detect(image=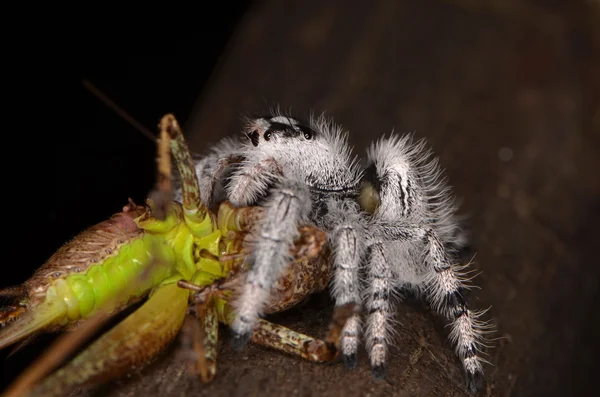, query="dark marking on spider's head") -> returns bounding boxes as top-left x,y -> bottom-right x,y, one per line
244,115 -> 316,146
